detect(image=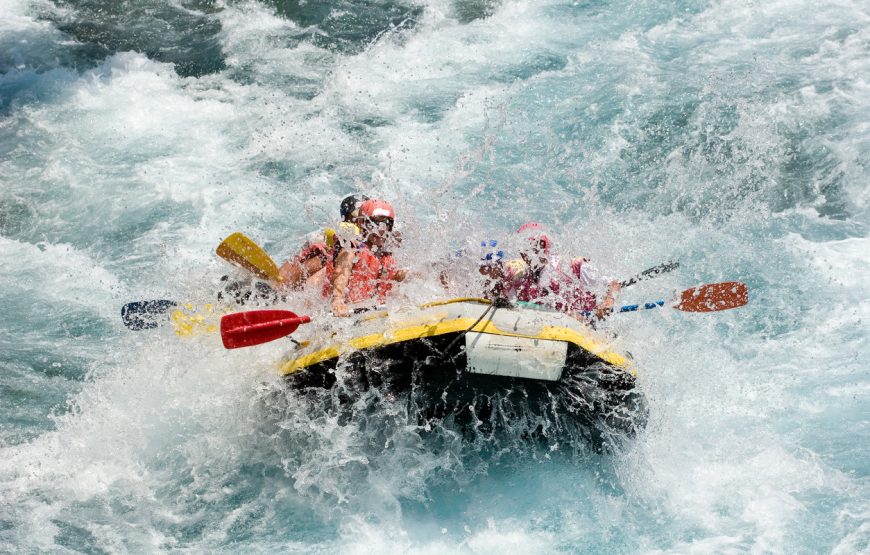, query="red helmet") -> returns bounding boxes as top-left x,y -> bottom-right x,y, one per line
359,199 -> 395,220
516,222 -> 551,253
